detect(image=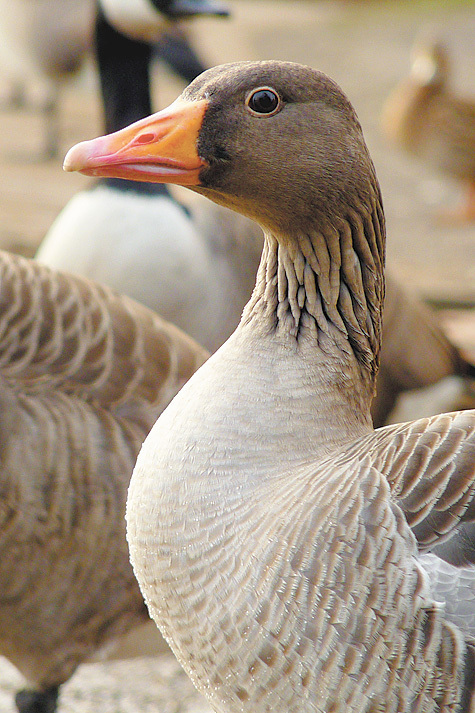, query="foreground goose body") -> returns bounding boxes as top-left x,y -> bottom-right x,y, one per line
66,61 -> 475,713
0,250 -> 207,712
381,38 -> 475,221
